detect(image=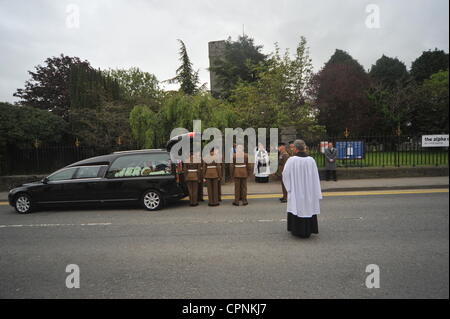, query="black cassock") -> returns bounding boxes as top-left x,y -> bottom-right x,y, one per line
287,213 -> 318,238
